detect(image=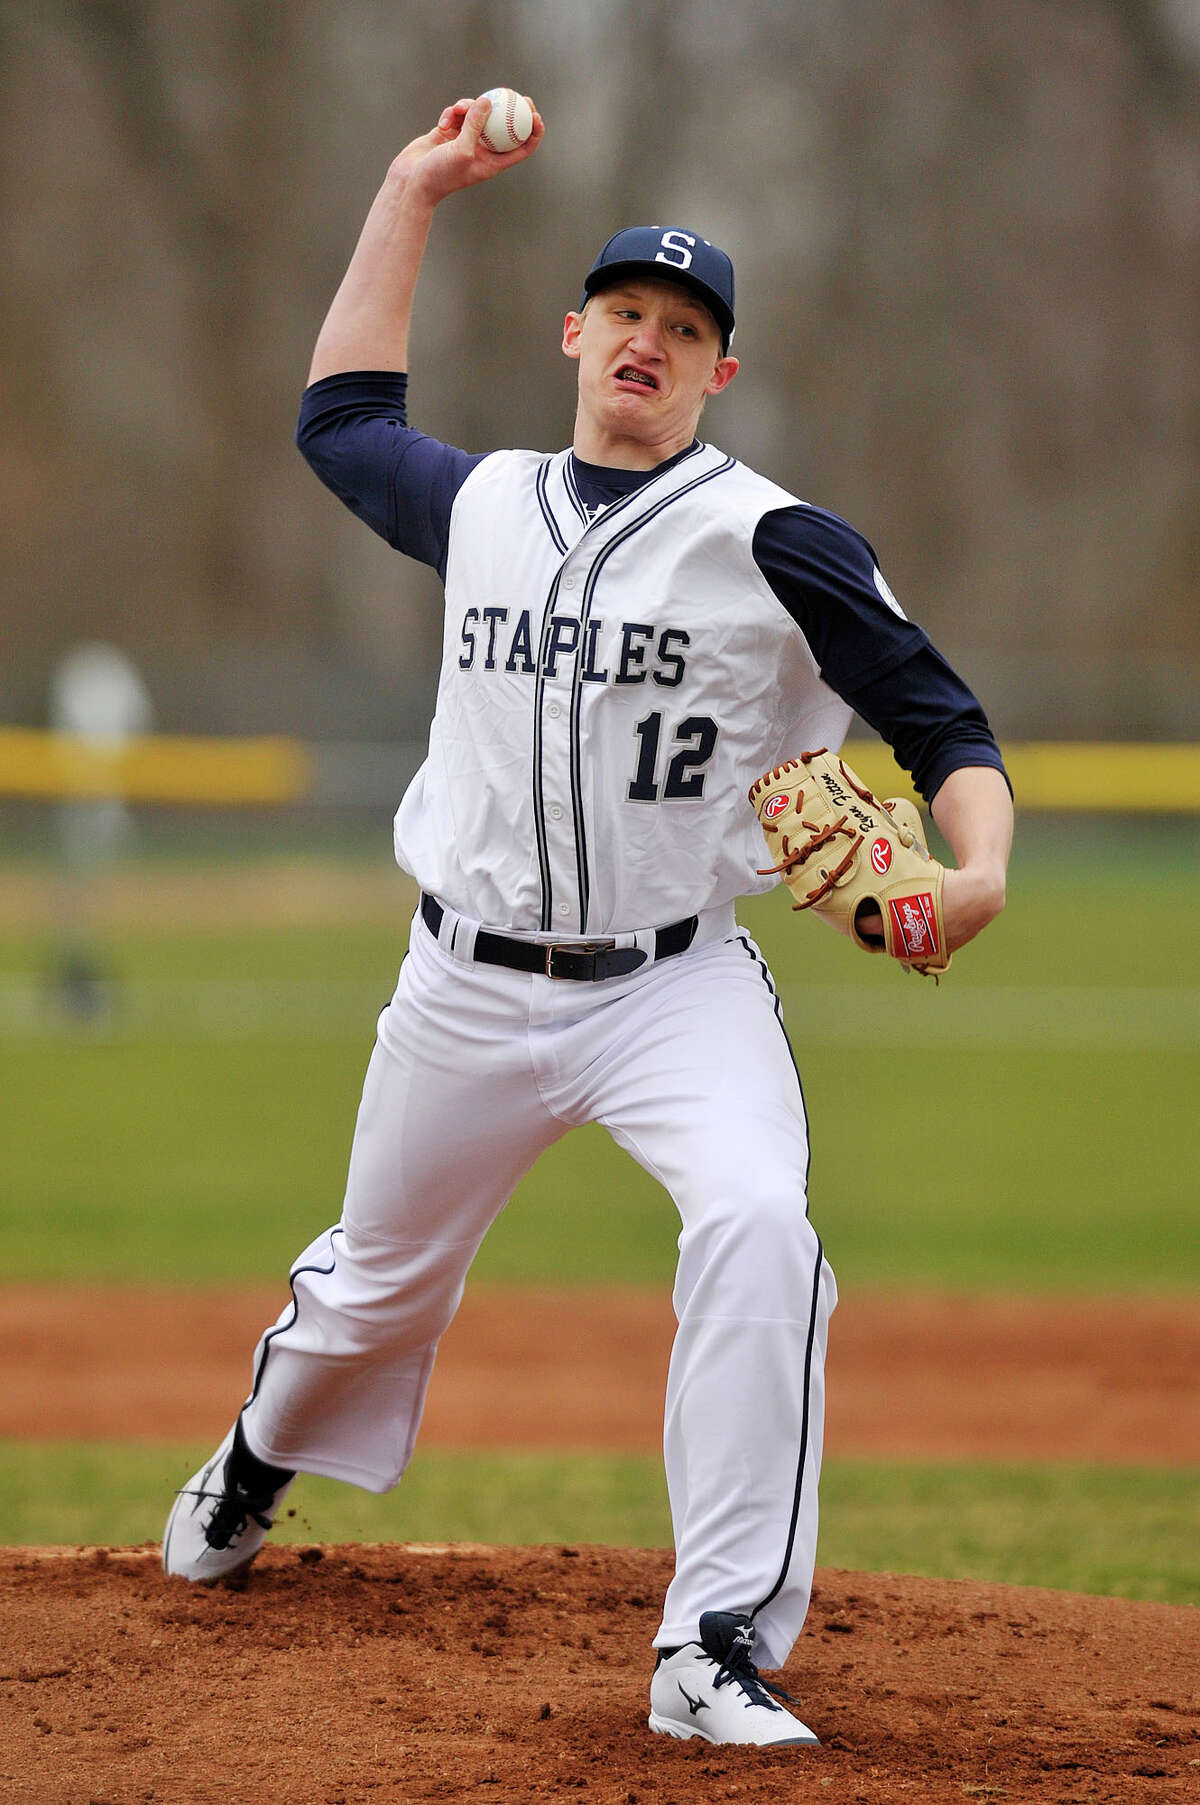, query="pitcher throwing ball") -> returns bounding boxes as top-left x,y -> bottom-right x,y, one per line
163,94 -> 1013,1747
